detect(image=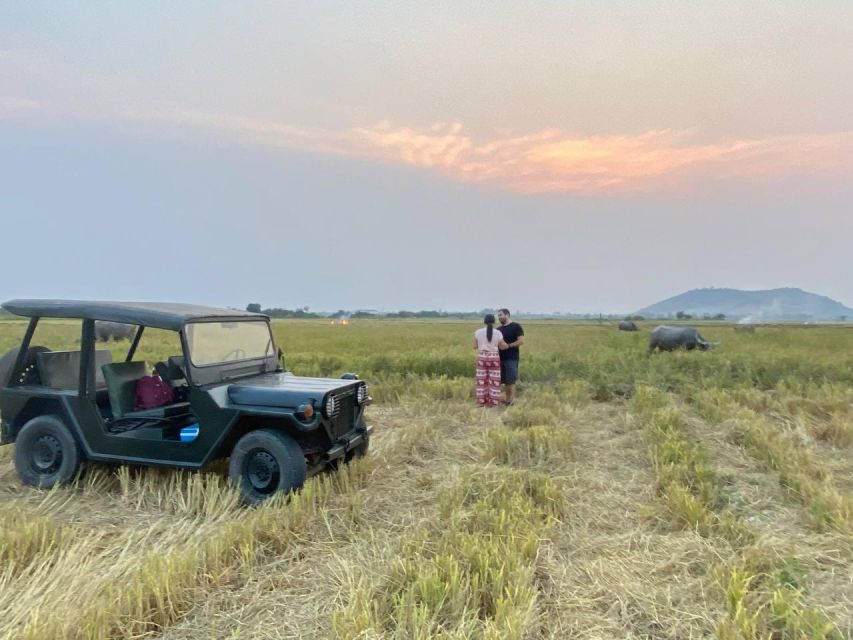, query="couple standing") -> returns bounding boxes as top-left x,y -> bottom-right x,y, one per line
473,308 -> 524,407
